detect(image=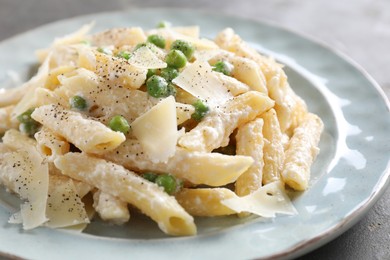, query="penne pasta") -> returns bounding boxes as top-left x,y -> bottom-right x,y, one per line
176,188 -> 236,216
54,152 -> 196,236
31,104 -> 125,154
260,109 -> 285,185
281,113 -> 324,190
235,118 -> 264,196
178,91 -> 274,152
102,139 -> 254,187
0,23 -> 324,236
